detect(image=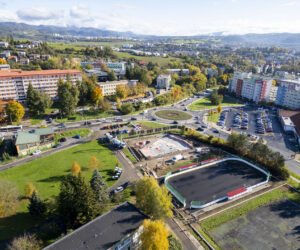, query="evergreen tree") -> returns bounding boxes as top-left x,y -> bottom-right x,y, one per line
28,191 -> 46,217
90,169 -> 108,202
27,82 -> 39,116
58,174 -> 98,228
57,79 -> 79,118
